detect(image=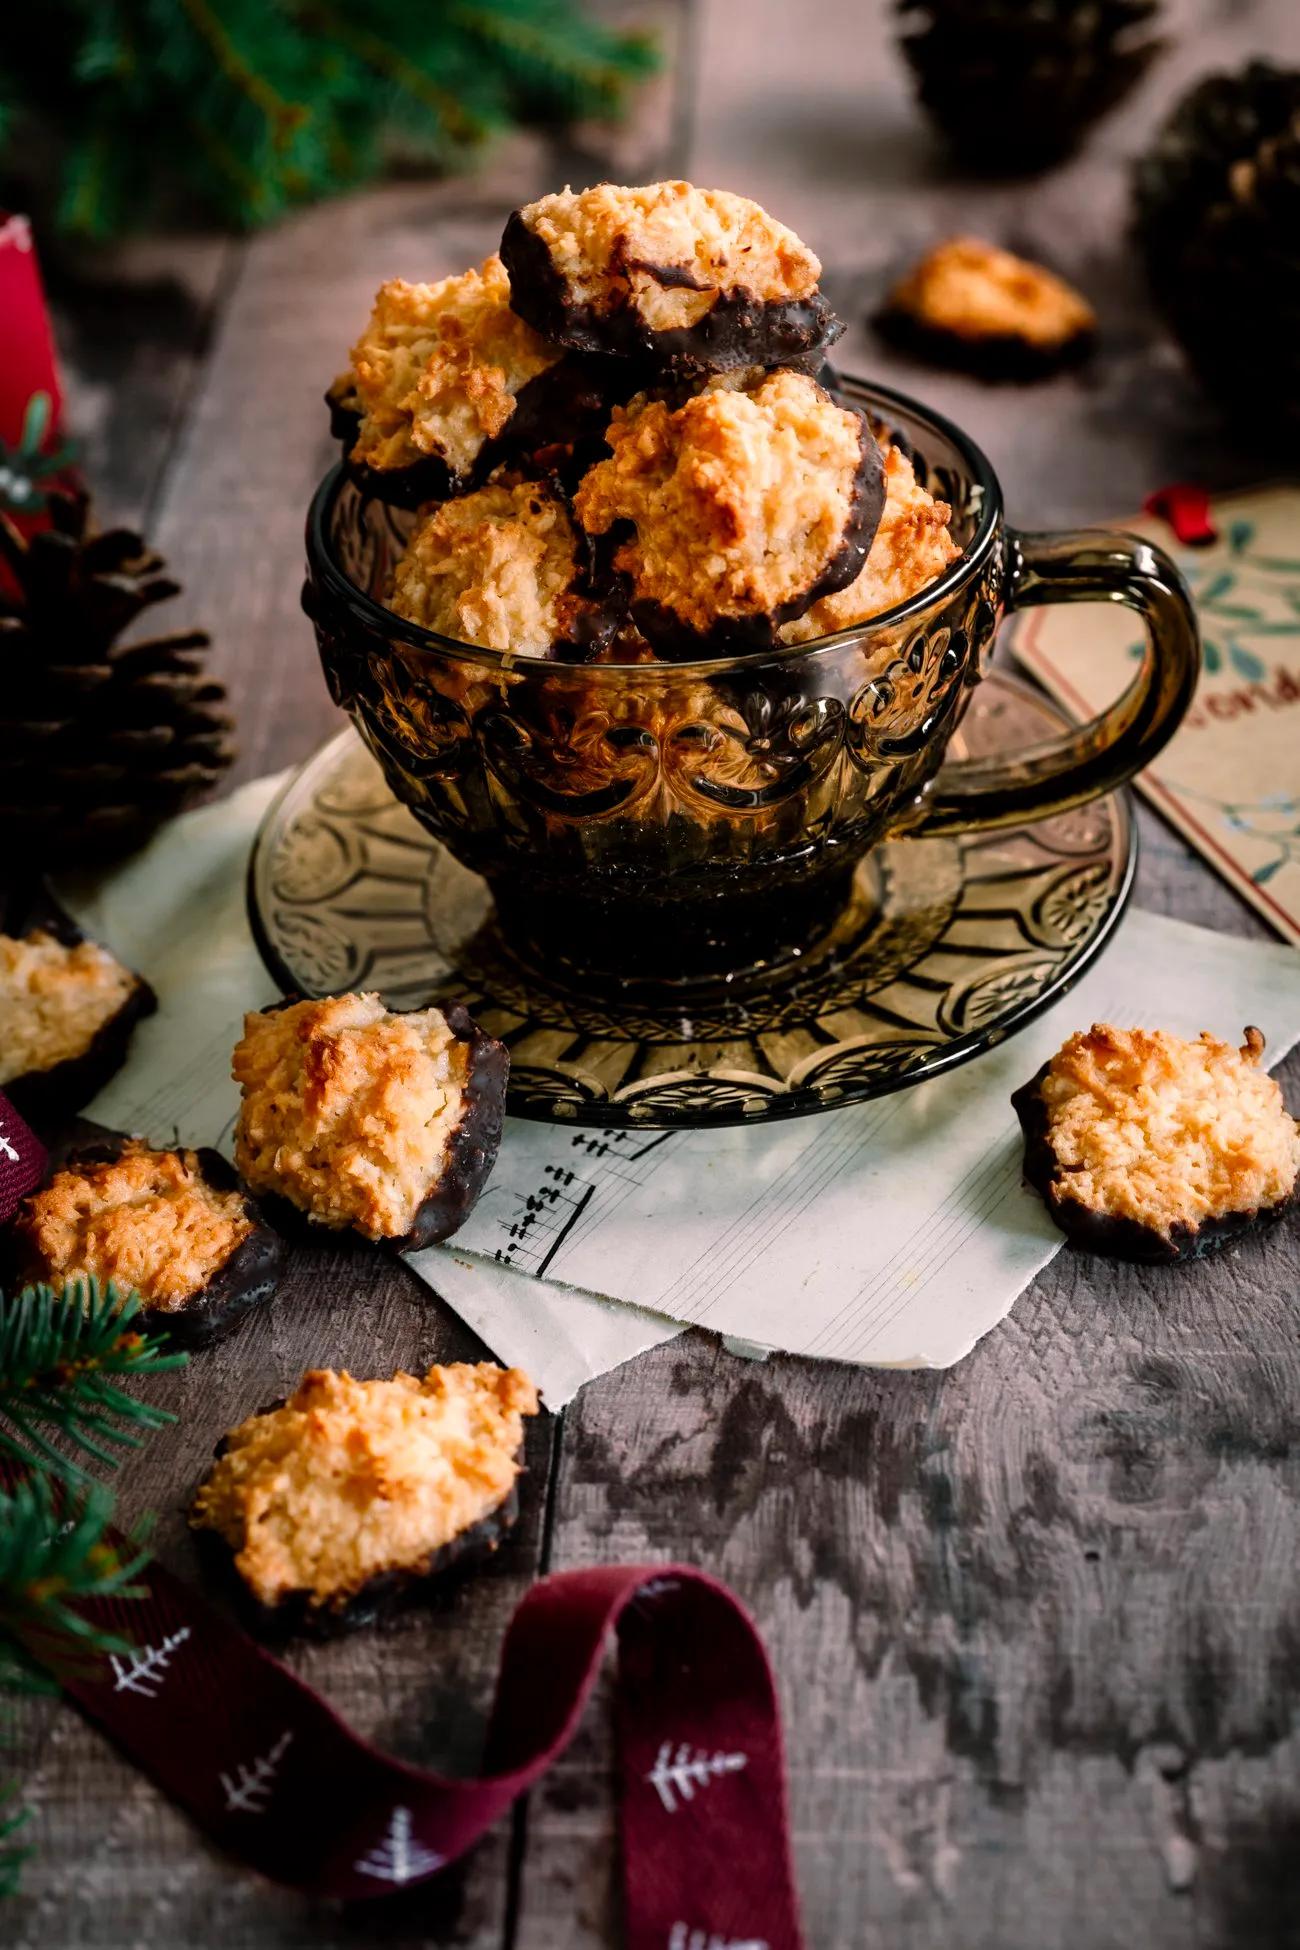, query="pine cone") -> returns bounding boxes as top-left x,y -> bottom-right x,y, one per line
0,491 -> 234,868
896,0 -> 1165,172
1134,60 -> 1300,437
